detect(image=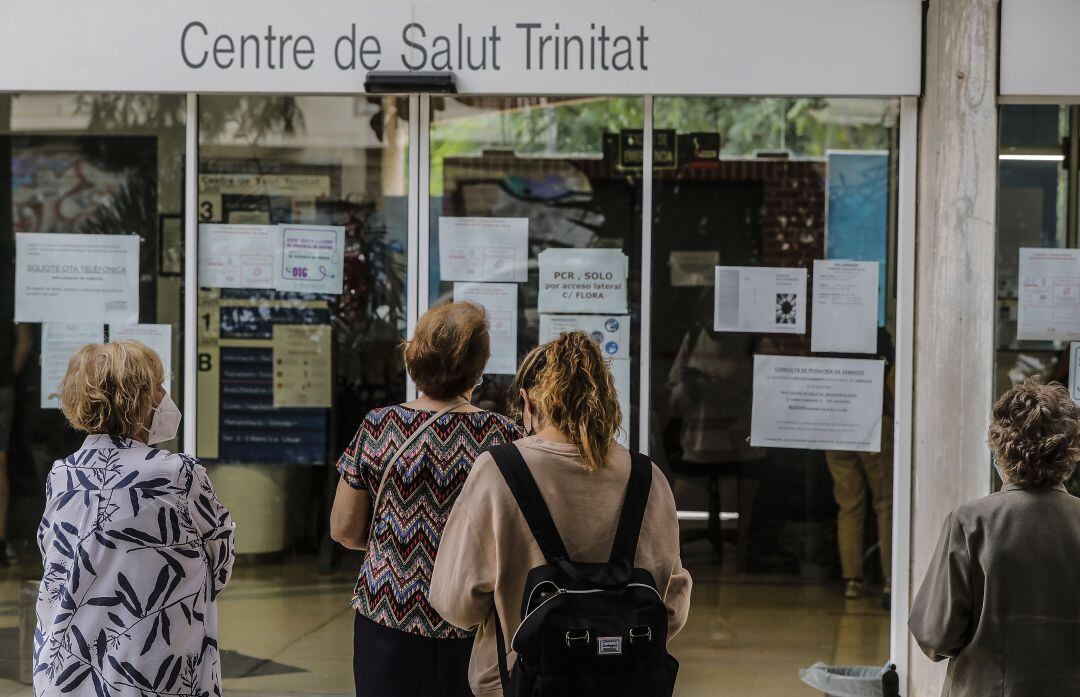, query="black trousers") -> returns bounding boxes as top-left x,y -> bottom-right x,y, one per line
353,612 -> 474,697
